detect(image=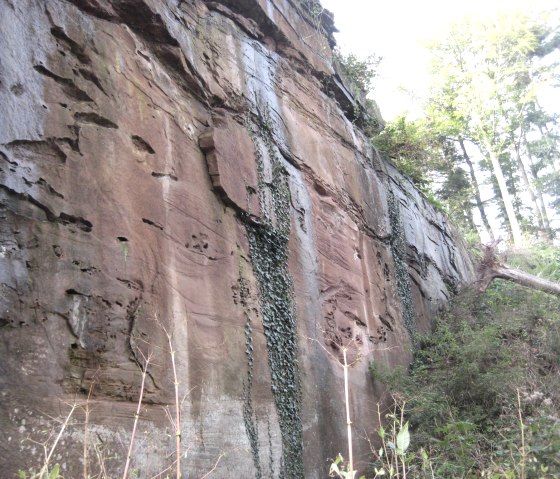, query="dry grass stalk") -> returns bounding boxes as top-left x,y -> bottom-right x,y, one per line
36,401 -> 78,478
122,349 -> 152,479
